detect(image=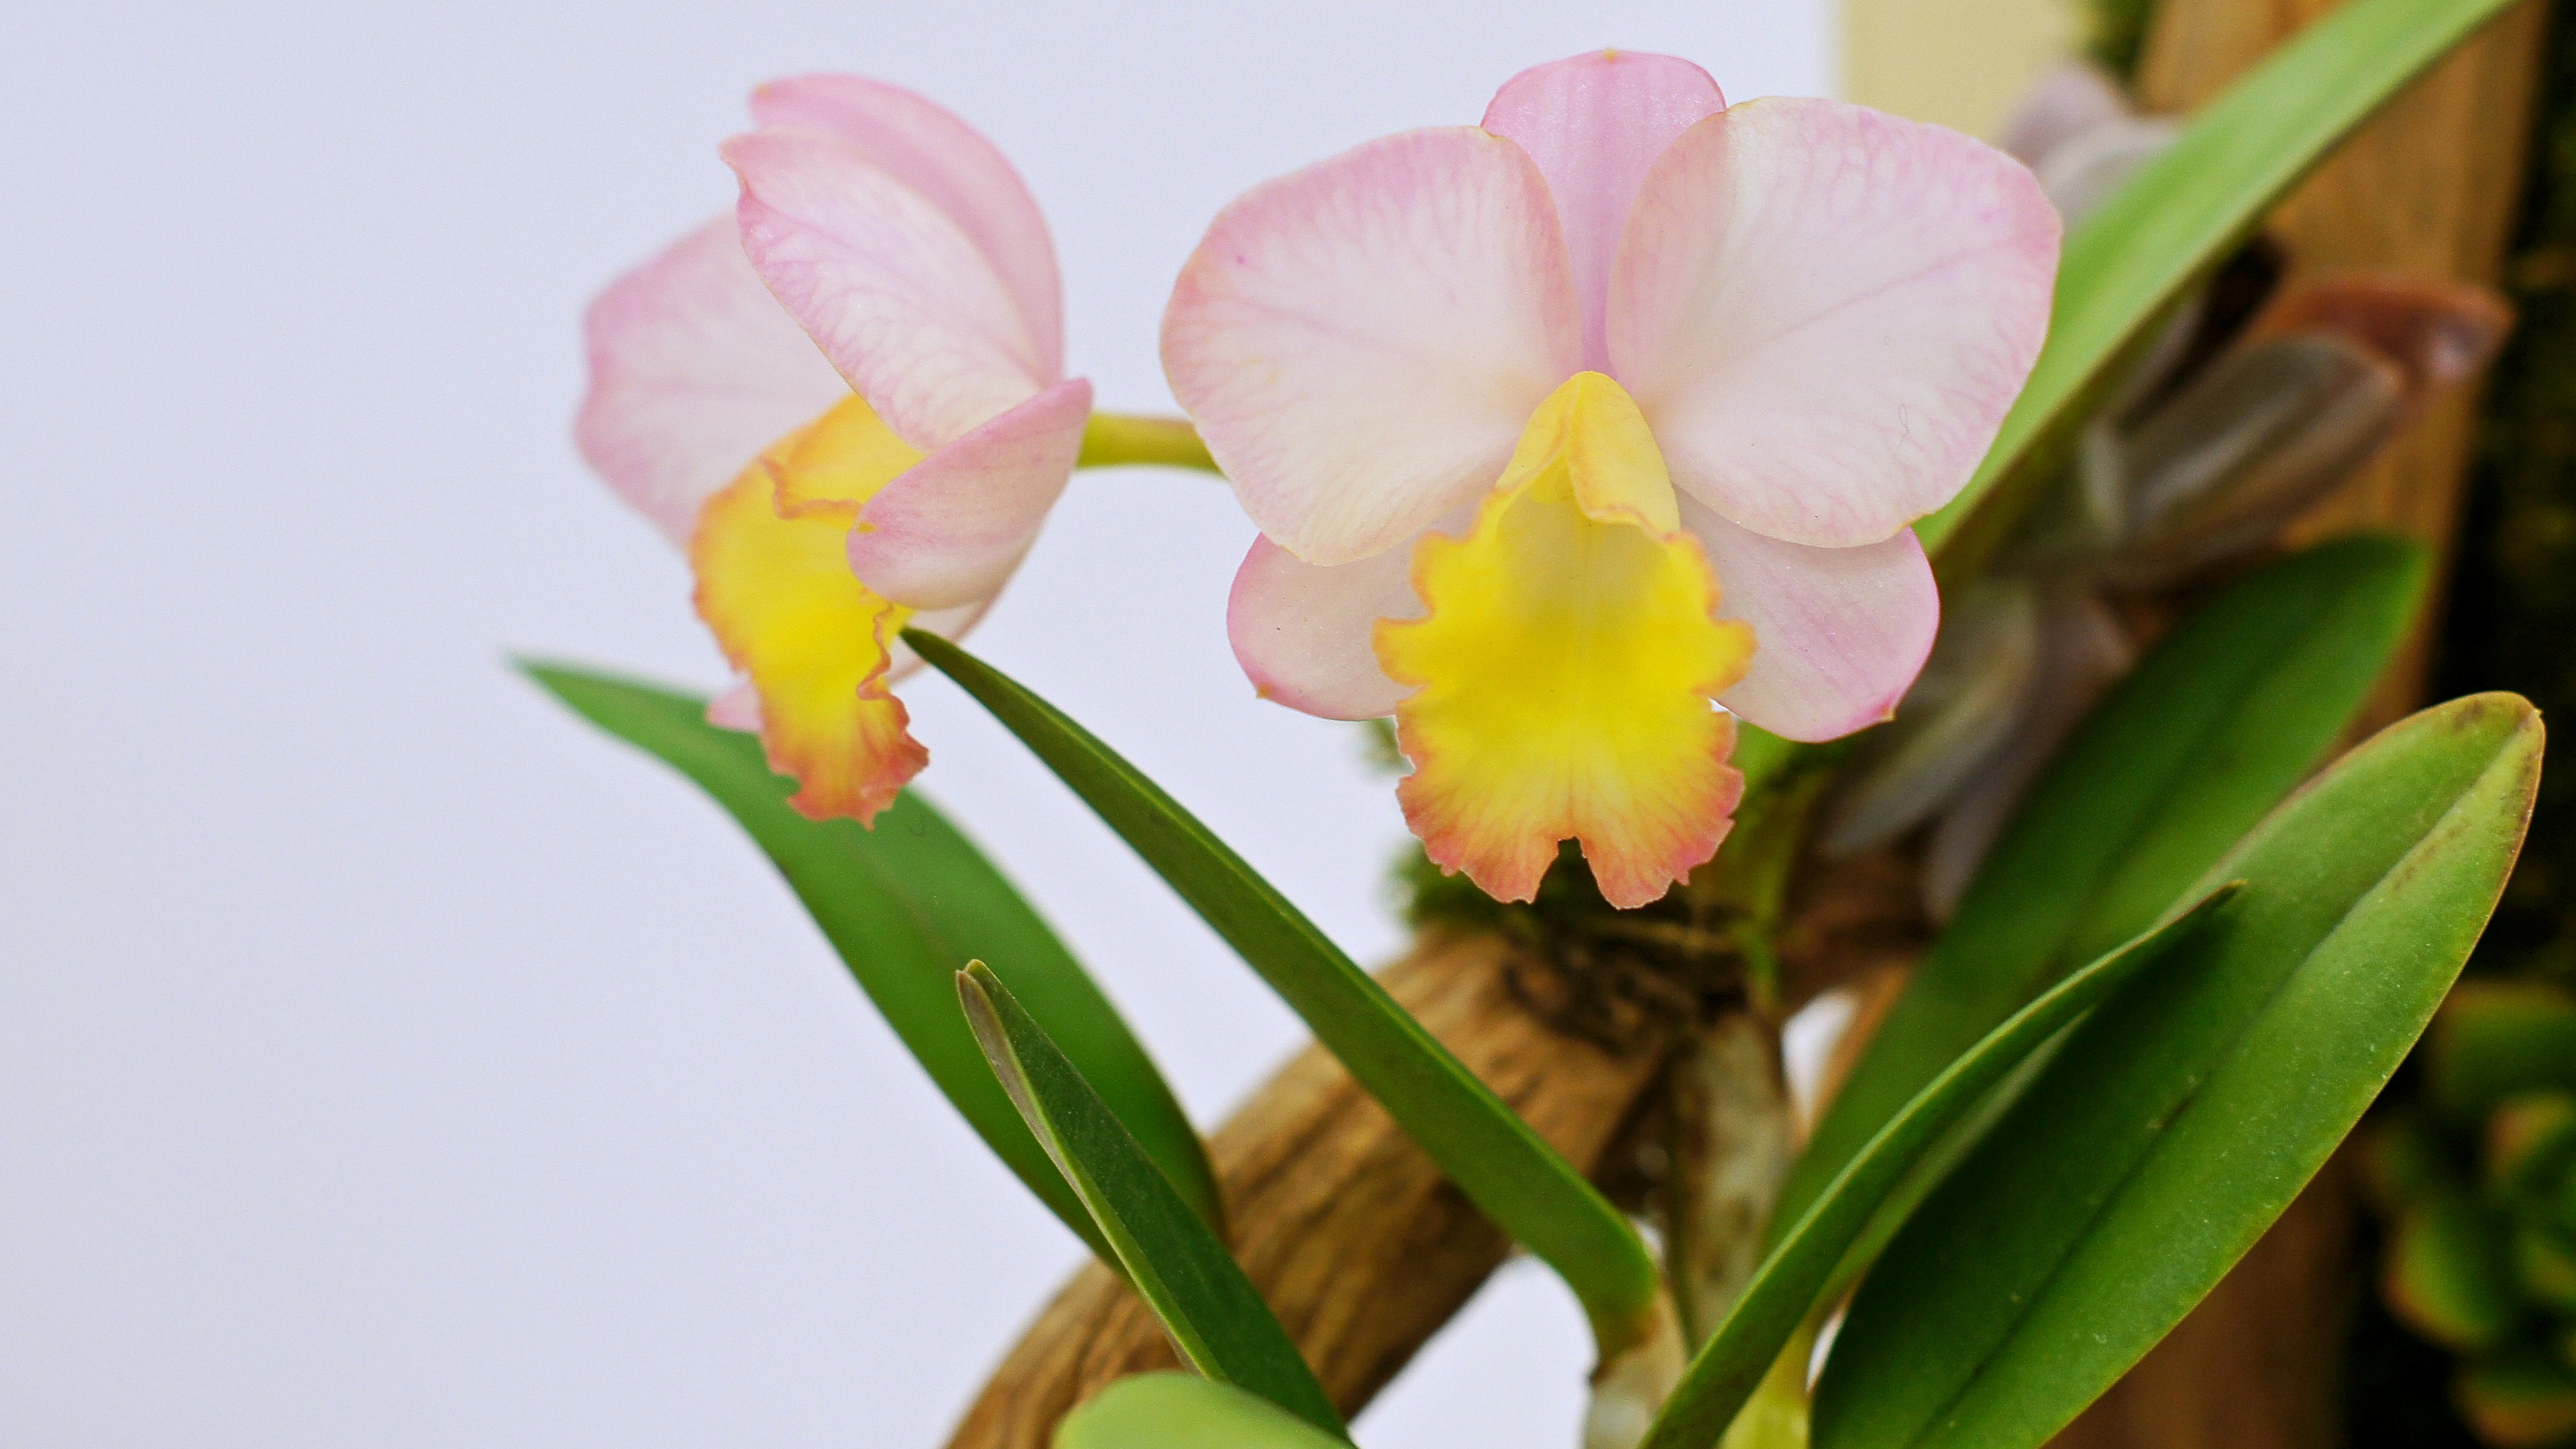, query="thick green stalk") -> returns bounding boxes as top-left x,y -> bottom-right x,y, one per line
1079,413 -> 1220,474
